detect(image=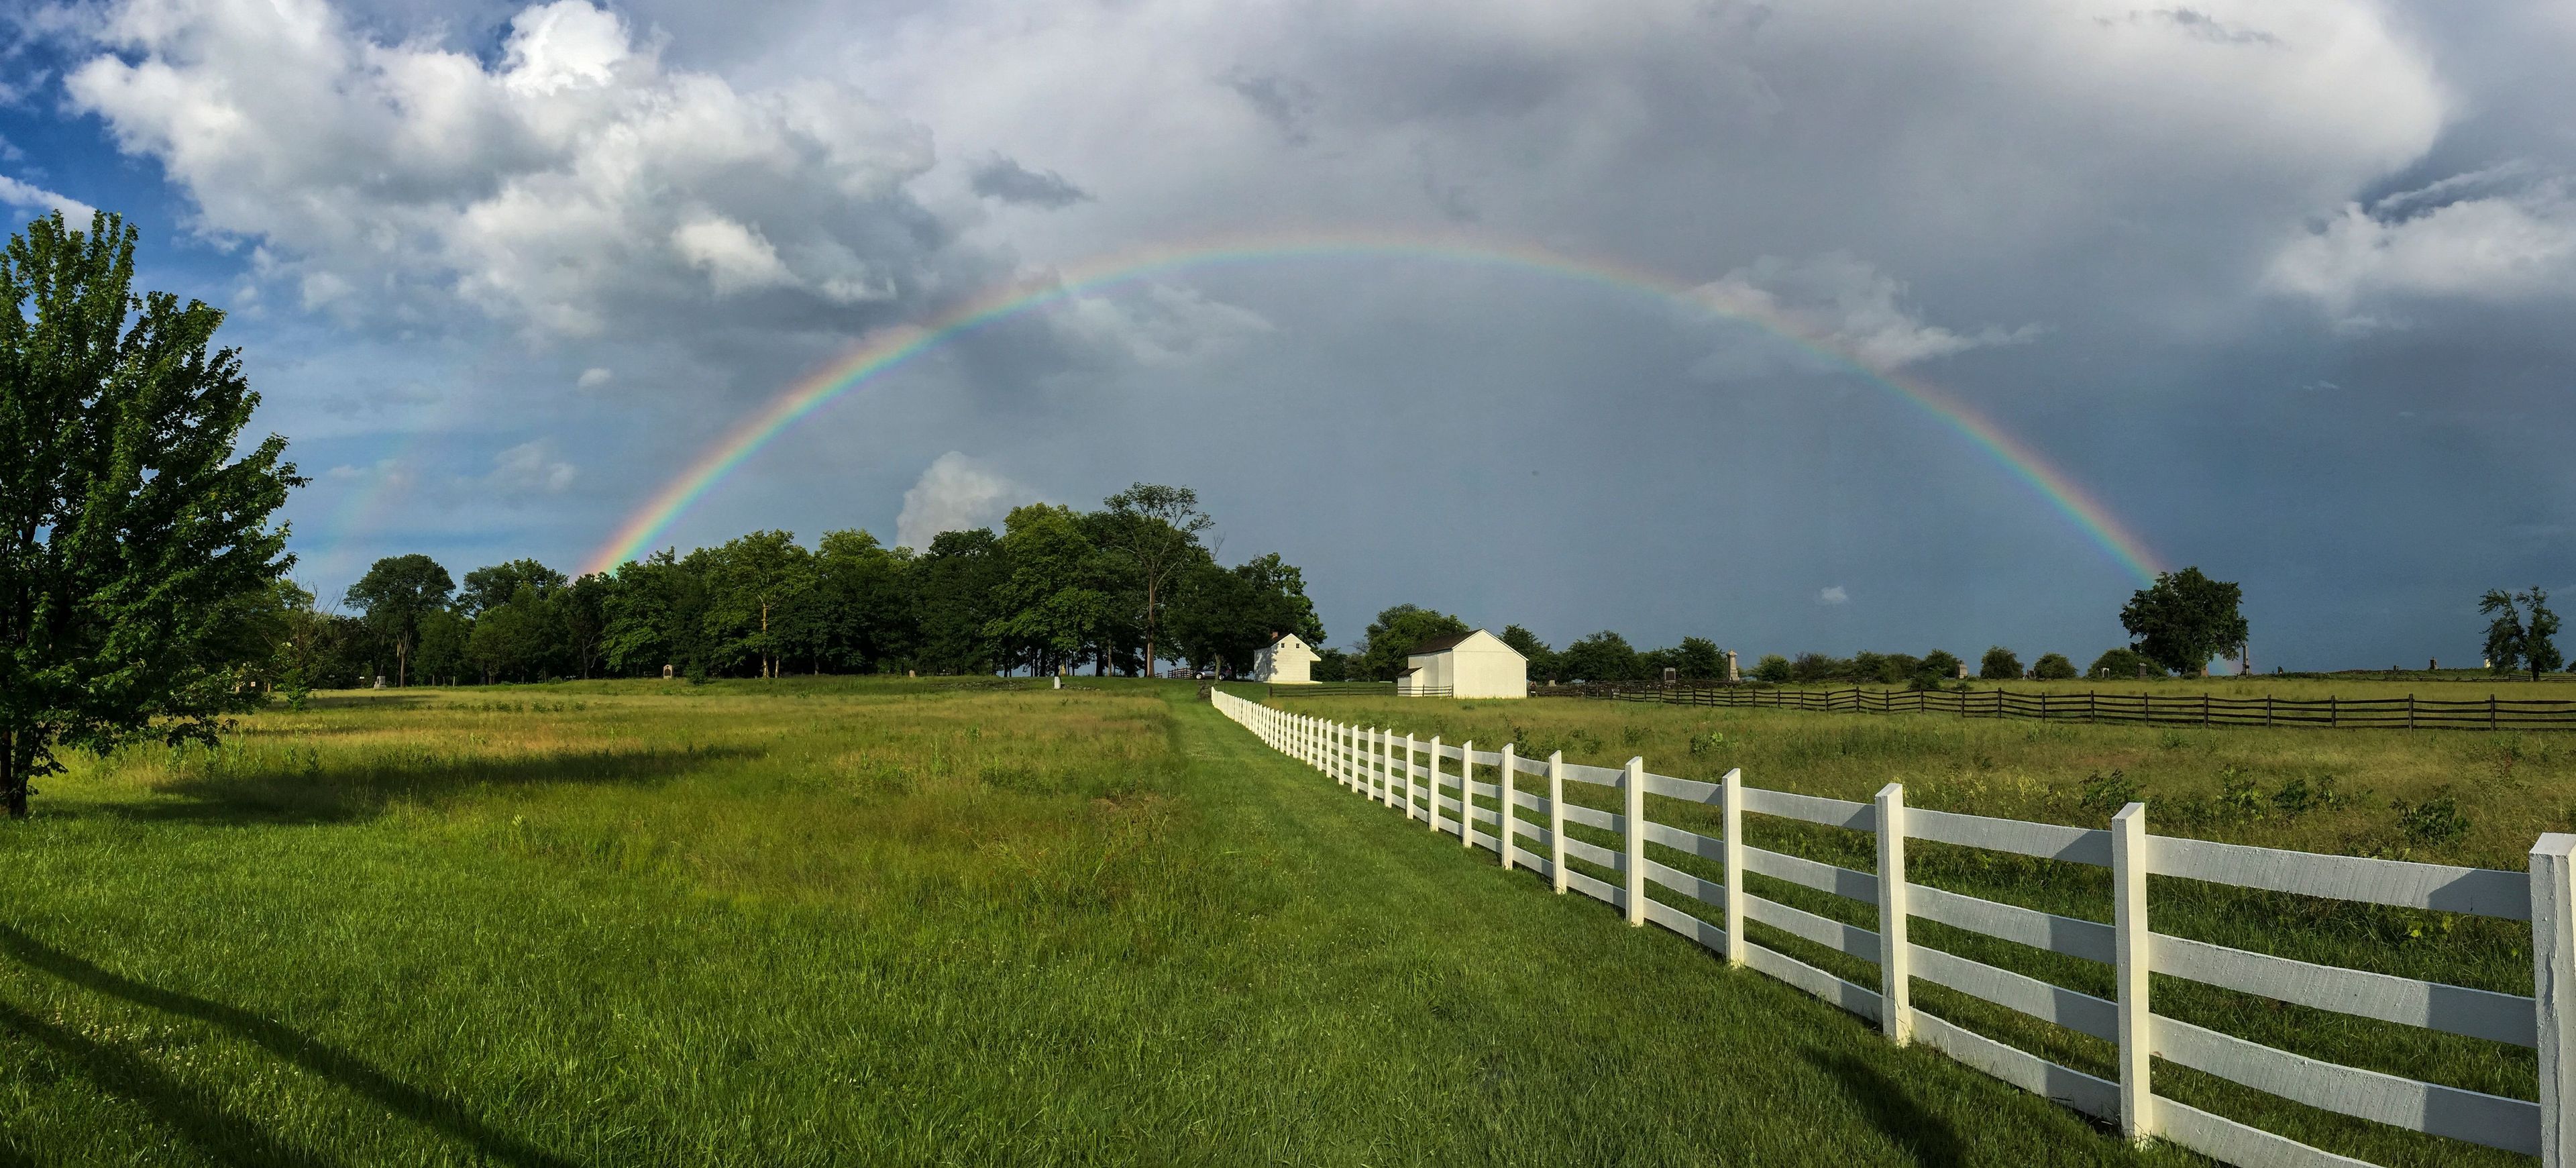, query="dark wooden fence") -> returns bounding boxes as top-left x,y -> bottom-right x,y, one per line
1551,680 -> 2576,731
